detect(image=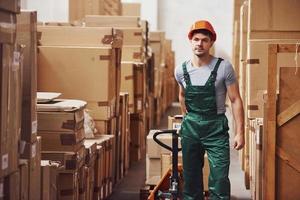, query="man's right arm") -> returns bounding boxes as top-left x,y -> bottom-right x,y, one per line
178,84 -> 187,115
